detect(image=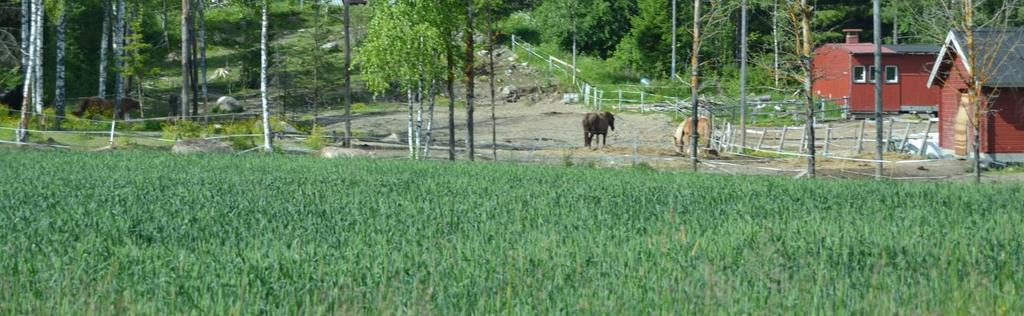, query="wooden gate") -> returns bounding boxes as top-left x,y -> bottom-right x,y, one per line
954,93 -> 970,156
